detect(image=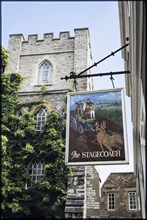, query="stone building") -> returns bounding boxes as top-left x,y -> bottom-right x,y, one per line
5,28 -> 107,218
118,2 -> 146,218
6,28 -> 93,110
101,172 -> 142,219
